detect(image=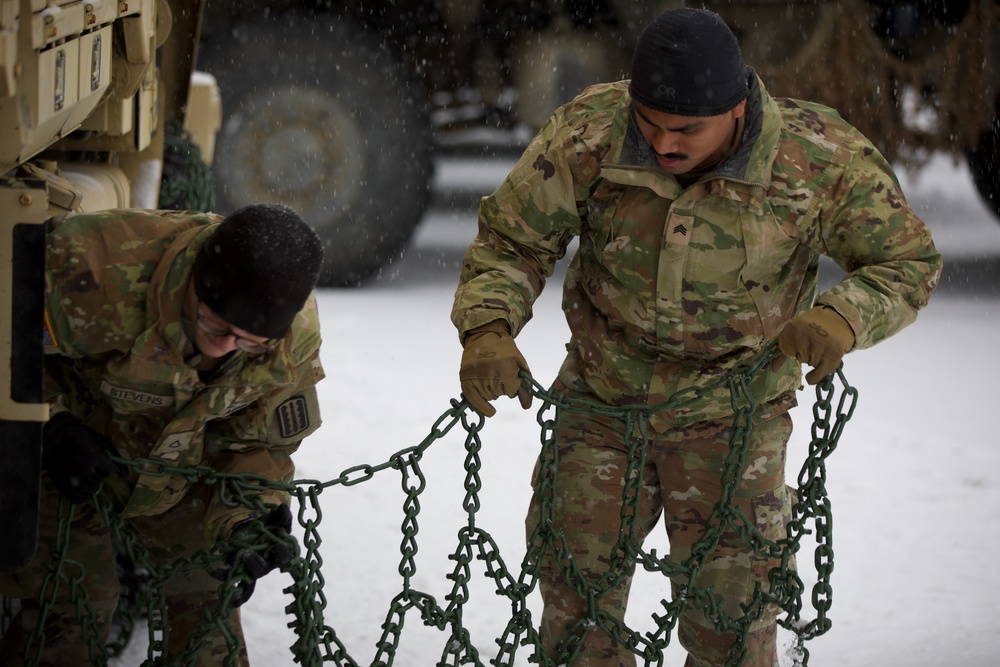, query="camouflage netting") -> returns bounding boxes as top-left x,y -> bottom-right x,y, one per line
0,344 -> 858,667
749,0 -> 998,168
158,120 -> 216,213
